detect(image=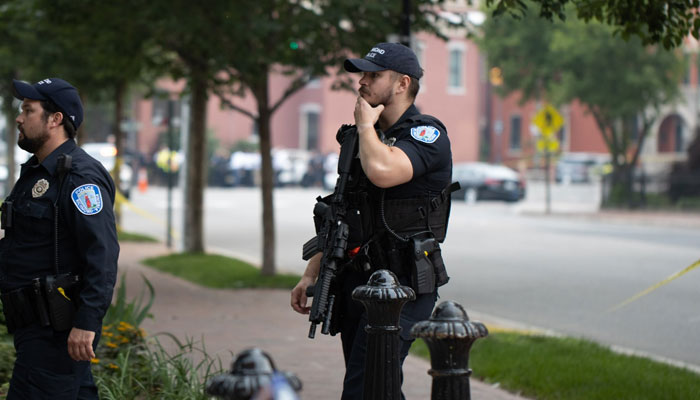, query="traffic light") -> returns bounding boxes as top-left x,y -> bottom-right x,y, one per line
289,40 -> 300,50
